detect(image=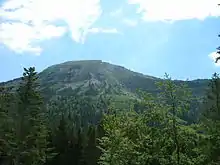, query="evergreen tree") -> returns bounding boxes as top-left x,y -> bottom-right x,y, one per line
215,33 -> 220,63
200,73 -> 220,164
74,128 -> 87,165
85,126 -> 100,165
157,73 -> 204,165
54,113 -> 69,153
12,67 -> 53,165
47,113 -> 71,165
157,74 -> 187,164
